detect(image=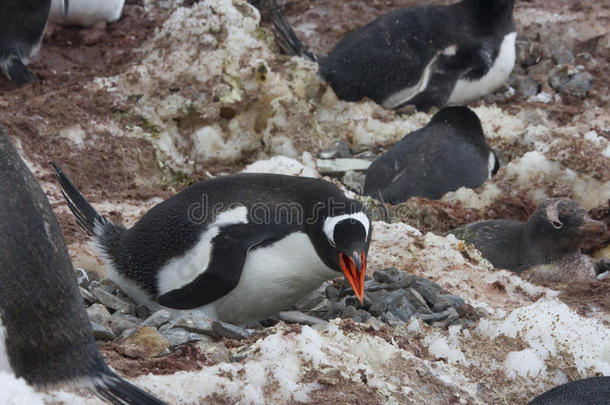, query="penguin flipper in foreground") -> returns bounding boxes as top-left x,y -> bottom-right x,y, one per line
157,224 -> 288,309
92,366 -> 167,405
0,48 -> 37,85
268,0 -> 318,62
